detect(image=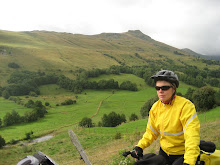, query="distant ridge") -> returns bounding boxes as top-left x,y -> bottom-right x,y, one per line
182,48 -> 220,61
